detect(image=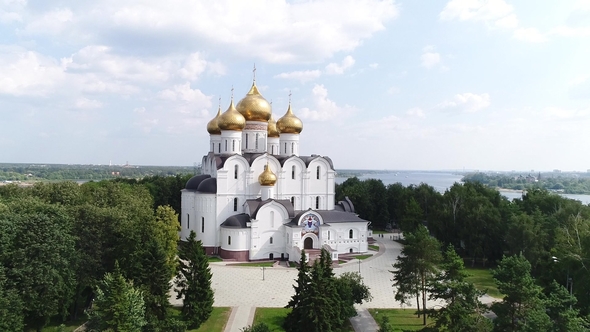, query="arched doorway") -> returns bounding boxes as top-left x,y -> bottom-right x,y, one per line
304,237 -> 313,249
